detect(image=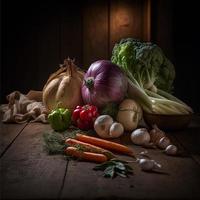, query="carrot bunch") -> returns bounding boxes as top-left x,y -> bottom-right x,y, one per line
65,133 -> 135,163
